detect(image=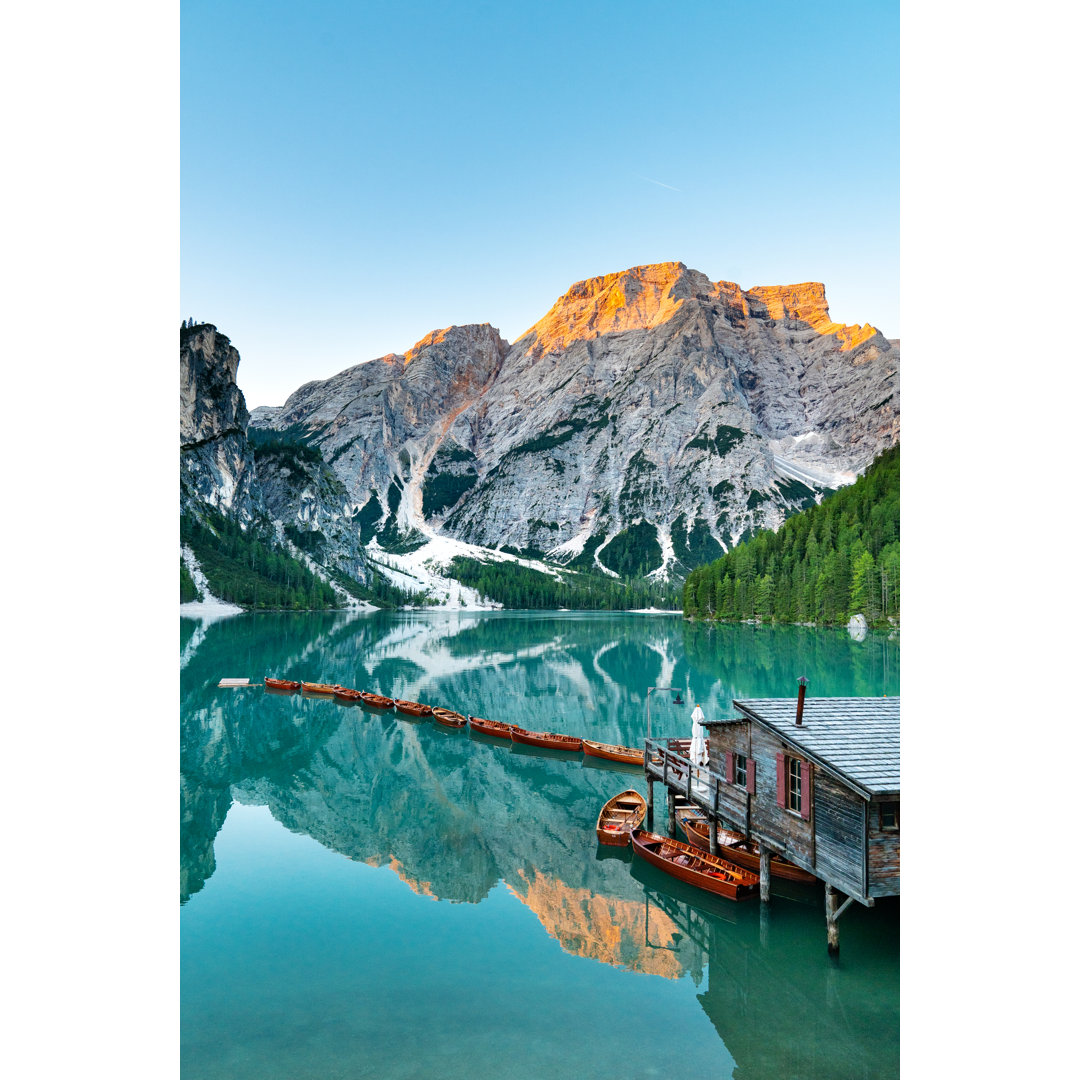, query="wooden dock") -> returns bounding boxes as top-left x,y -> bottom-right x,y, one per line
645,687 -> 899,956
